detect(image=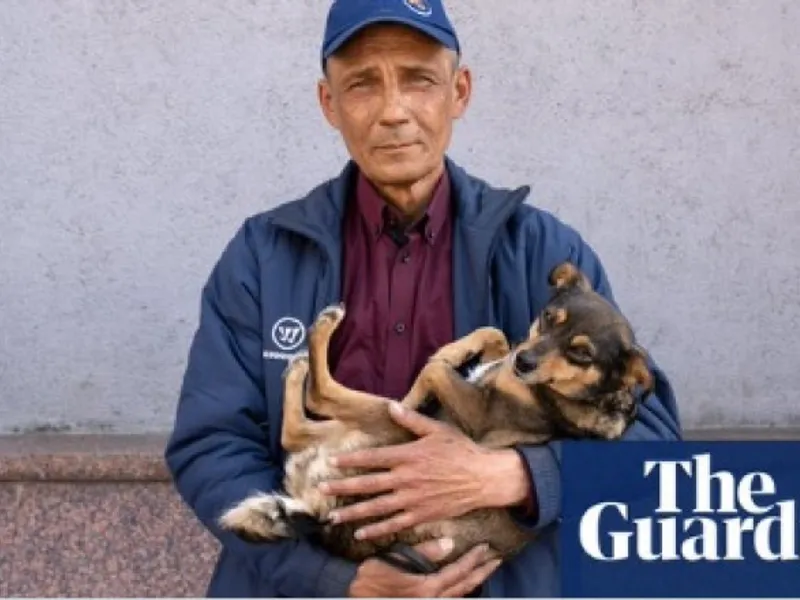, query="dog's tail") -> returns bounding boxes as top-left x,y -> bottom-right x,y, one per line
218,492 -> 322,543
